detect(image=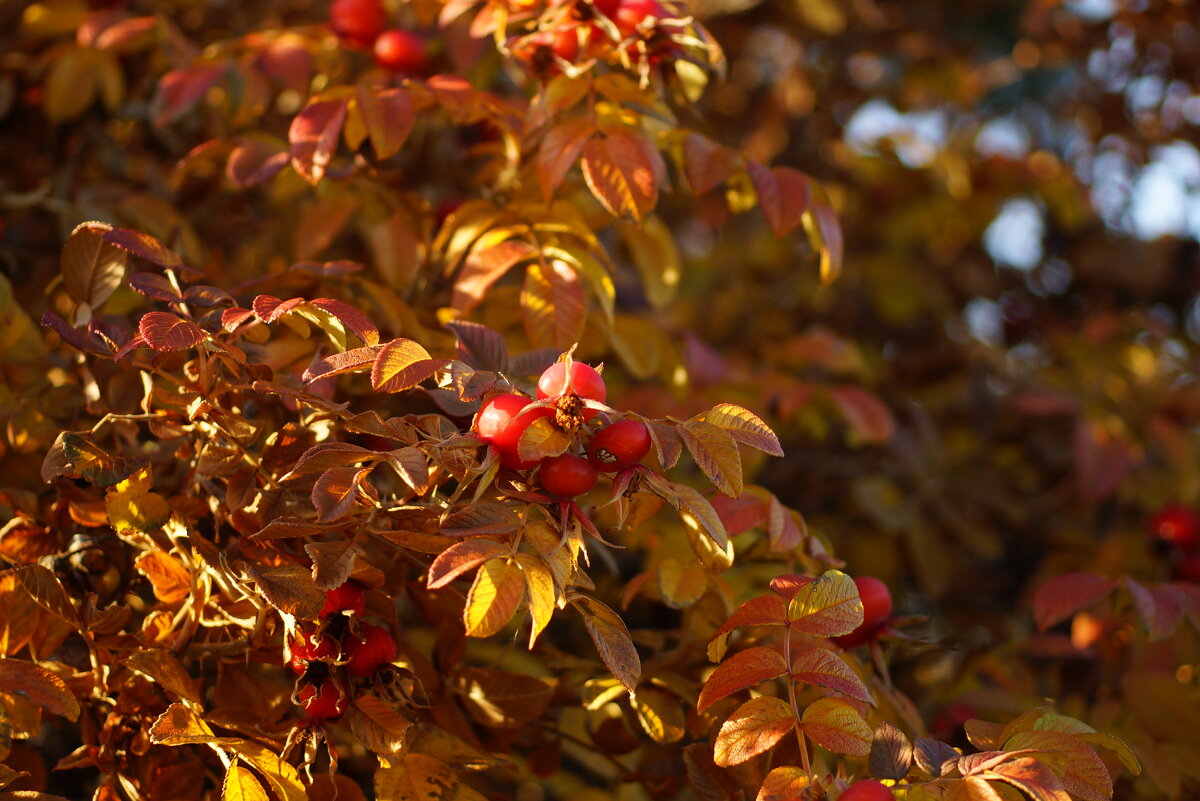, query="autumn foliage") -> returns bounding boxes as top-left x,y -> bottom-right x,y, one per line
0,0 -> 1197,799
